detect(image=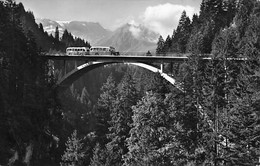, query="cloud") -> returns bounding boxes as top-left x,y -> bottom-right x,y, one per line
112,16 -> 135,30
128,20 -> 141,38
141,3 -> 195,38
